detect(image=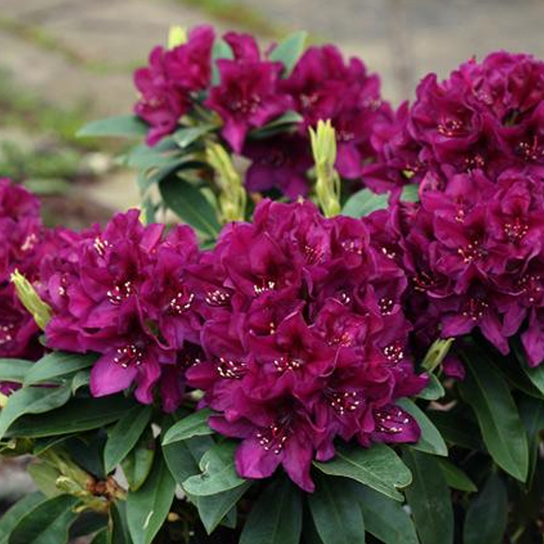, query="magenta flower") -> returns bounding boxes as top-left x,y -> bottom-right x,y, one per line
206,55 -> 292,152
243,134 -> 313,198
187,200 -> 427,491
42,210 -> 202,411
282,45 -> 392,181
